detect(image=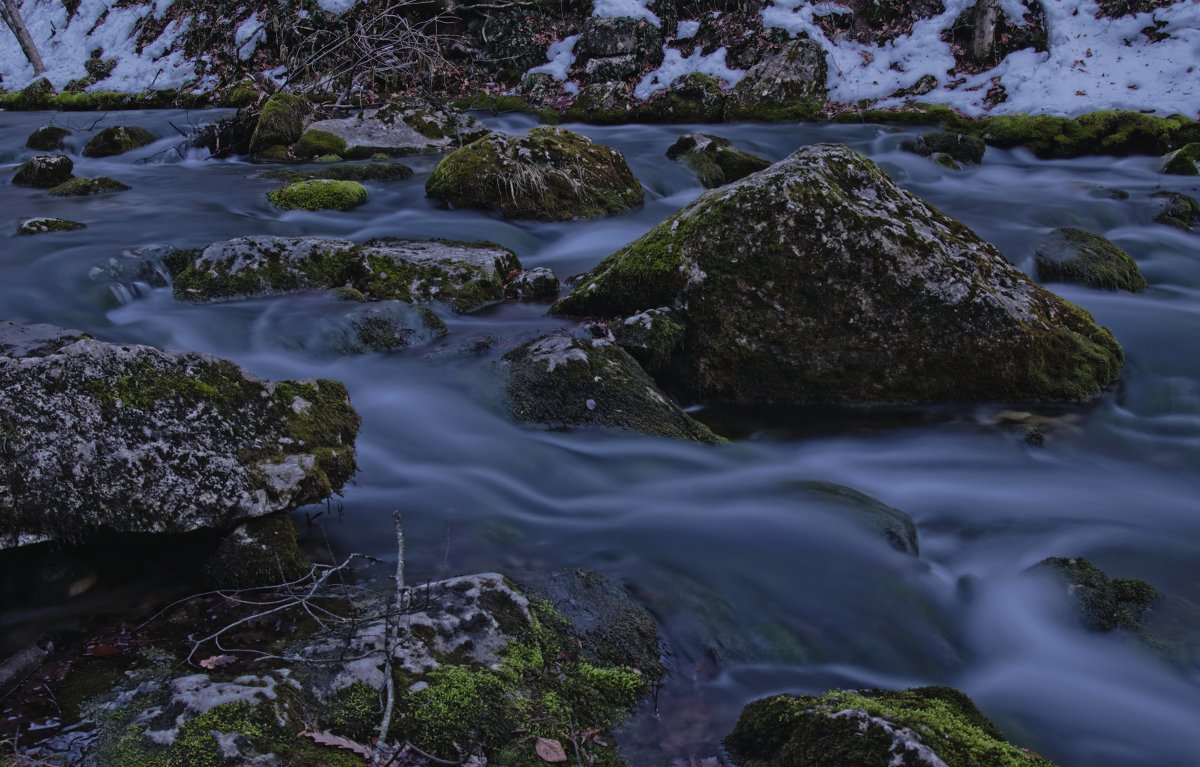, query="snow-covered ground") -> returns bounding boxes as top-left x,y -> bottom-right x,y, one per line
0,0 -> 198,92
